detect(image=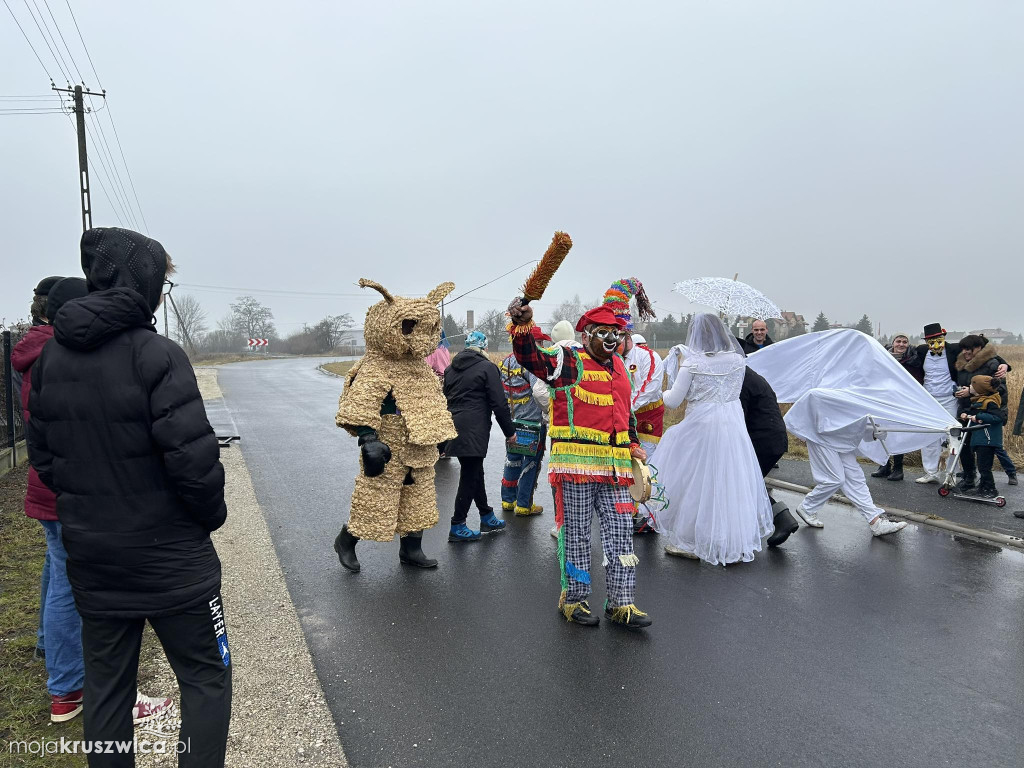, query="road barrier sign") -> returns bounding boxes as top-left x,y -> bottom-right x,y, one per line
247,339 -> 269,348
